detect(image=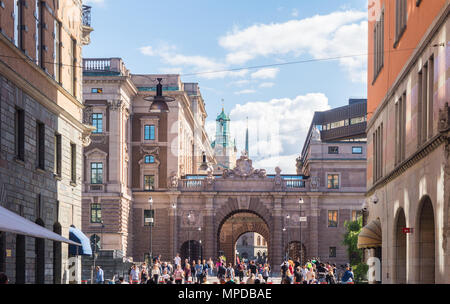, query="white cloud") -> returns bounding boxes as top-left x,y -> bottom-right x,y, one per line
259,82 -> 275,88
140,46 -> 155,56
292,9 -> 299,17
234,89 -> 256,95
219,10 -> 368,82
250,68 -> 279,79
219,93 -> 331,173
